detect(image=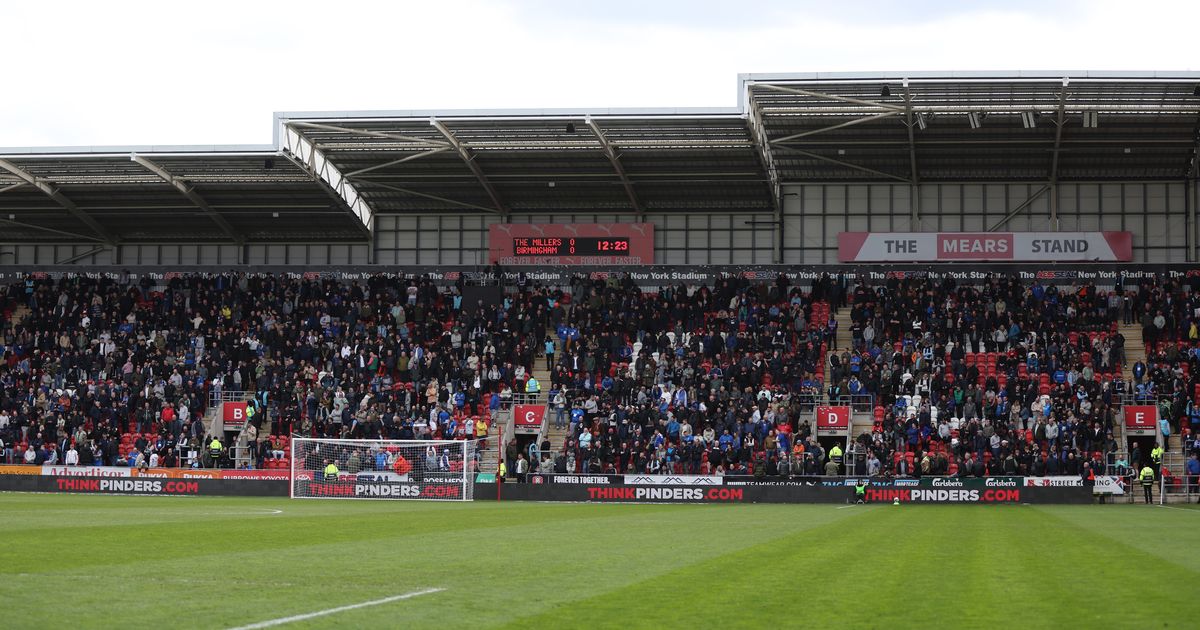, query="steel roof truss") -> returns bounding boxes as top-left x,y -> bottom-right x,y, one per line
280,126 -> 374,236
586,117 -> 644,215
130,154 -> 242,244
431,118 -> 507,214
0,158 -> 116,244
343,148 -> 450,178
773,147 -> 911,183
770,112 -> 901,145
